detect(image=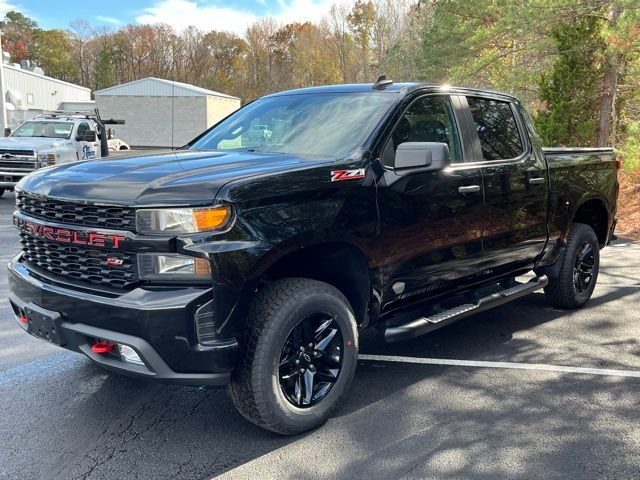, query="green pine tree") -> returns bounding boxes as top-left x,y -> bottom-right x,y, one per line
534,17 -> 604,147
